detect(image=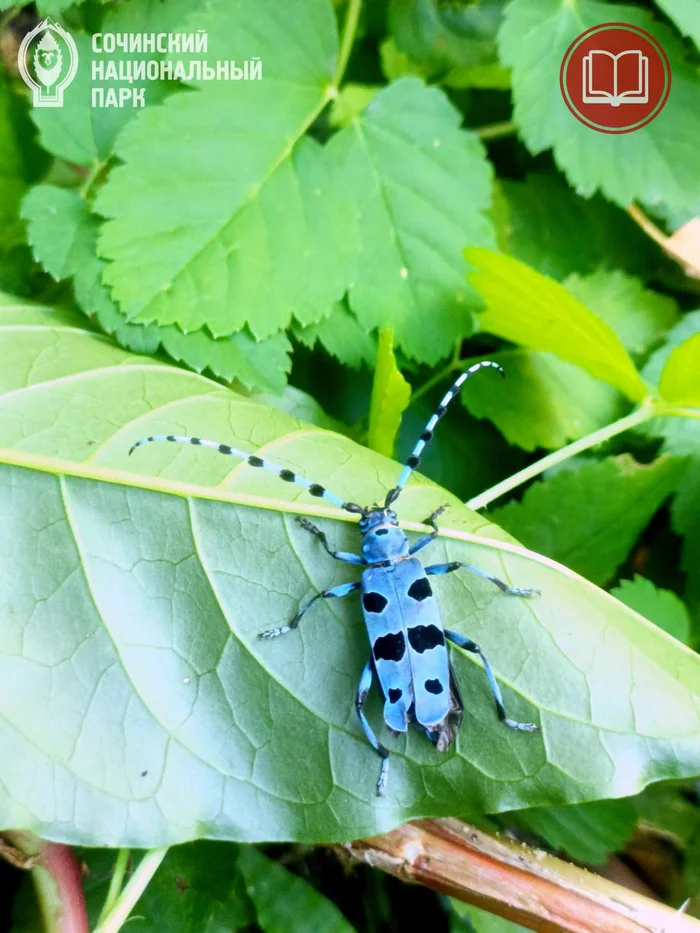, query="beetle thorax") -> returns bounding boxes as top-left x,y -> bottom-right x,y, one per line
359,509 -> 409,563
